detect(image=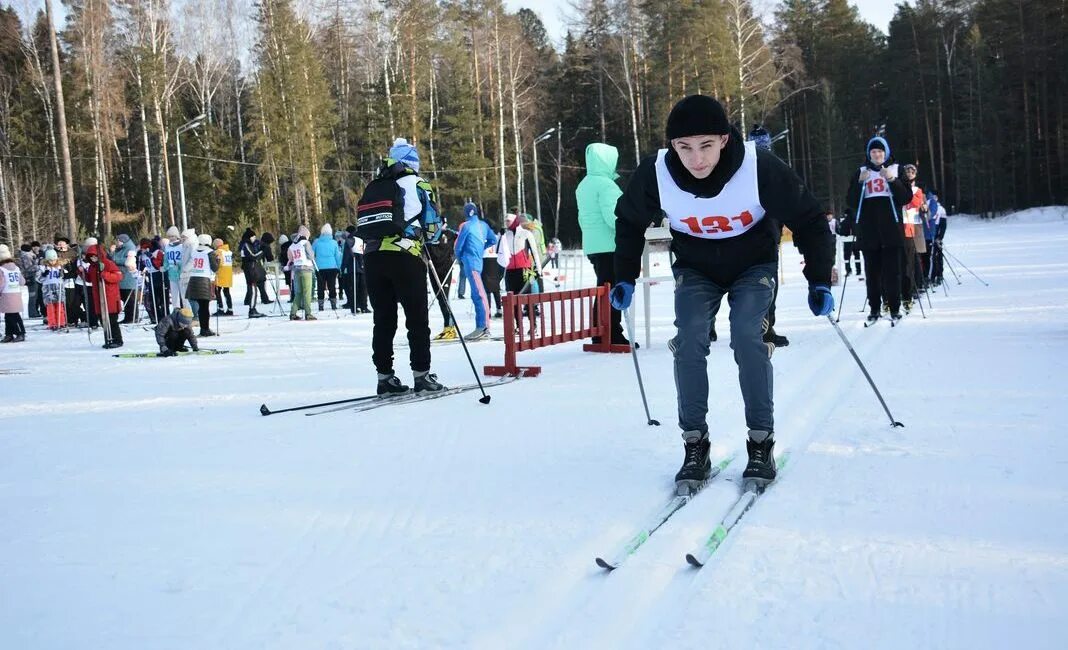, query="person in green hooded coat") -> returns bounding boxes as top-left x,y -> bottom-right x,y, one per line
576,142 -> 628,346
